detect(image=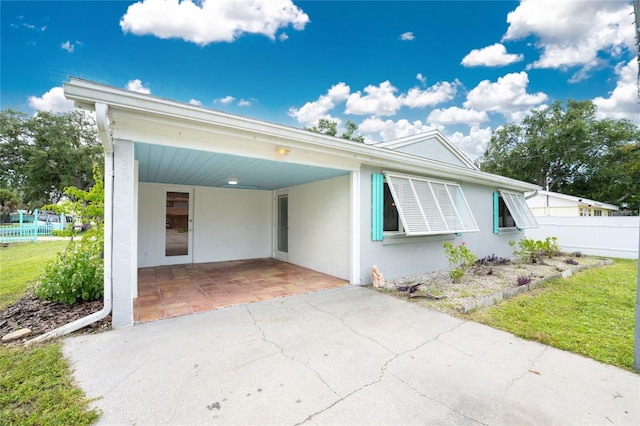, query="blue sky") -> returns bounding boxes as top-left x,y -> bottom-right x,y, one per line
1,0 -> 638,160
